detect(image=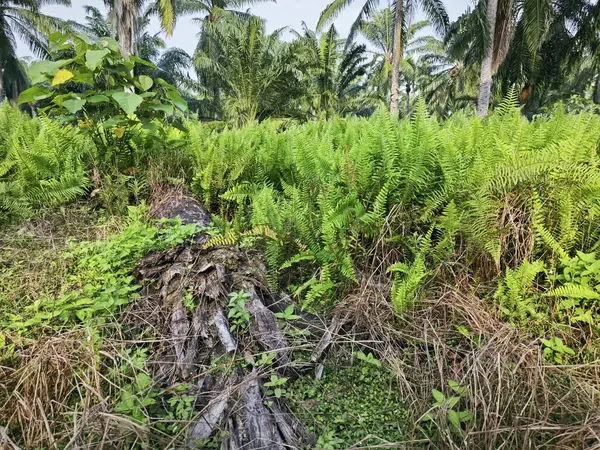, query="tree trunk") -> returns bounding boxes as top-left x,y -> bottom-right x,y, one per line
477,0 -> 498,118
594,74 -> 600,105
0,62 -> 5,104
406,83 -> 411,116
113,0 -> 137,57
389,0 -> 404,116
